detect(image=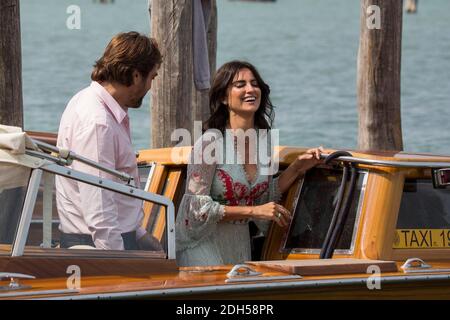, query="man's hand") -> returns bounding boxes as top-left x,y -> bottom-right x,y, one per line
137,232 -> 164,251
